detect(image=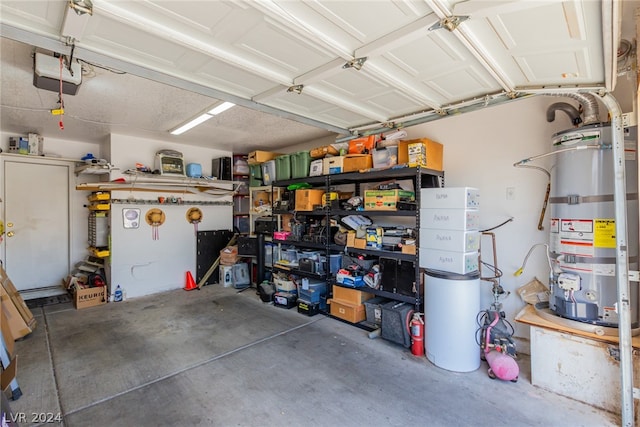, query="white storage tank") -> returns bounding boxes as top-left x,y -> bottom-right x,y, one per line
425,269 -> 481,372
